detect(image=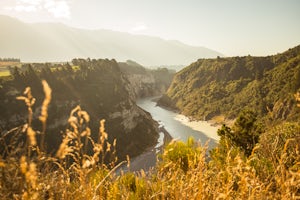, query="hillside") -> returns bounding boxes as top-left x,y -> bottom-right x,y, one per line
0,59 -> 160,160
158,45 -> 300,123
0,15 -> 221,66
